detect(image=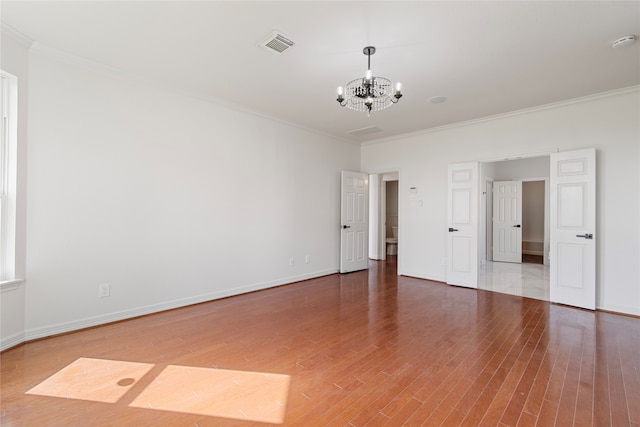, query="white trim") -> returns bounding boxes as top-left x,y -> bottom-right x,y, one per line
22,269 -> 337,343
597,303 -> 640,317
362,85 -> 640,147
400,271 -> 446,283
0,71 -> 18,282
0,331 -> 25,352
28,42 -> 358,147
0,22 -> 33,48
478,151 -> 554,164
0,278 -> 23,292
364,168 -> 402,270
